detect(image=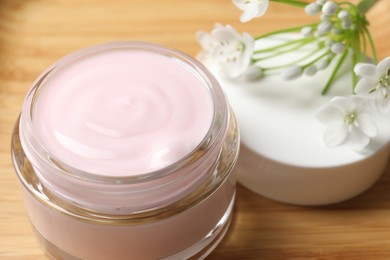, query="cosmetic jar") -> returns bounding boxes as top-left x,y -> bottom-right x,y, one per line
12,42 -> 239,259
